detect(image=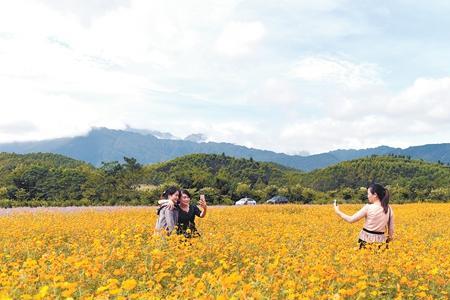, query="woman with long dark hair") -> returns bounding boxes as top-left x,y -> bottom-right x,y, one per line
333,183 -> 394,248
155,186 -> 180,234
